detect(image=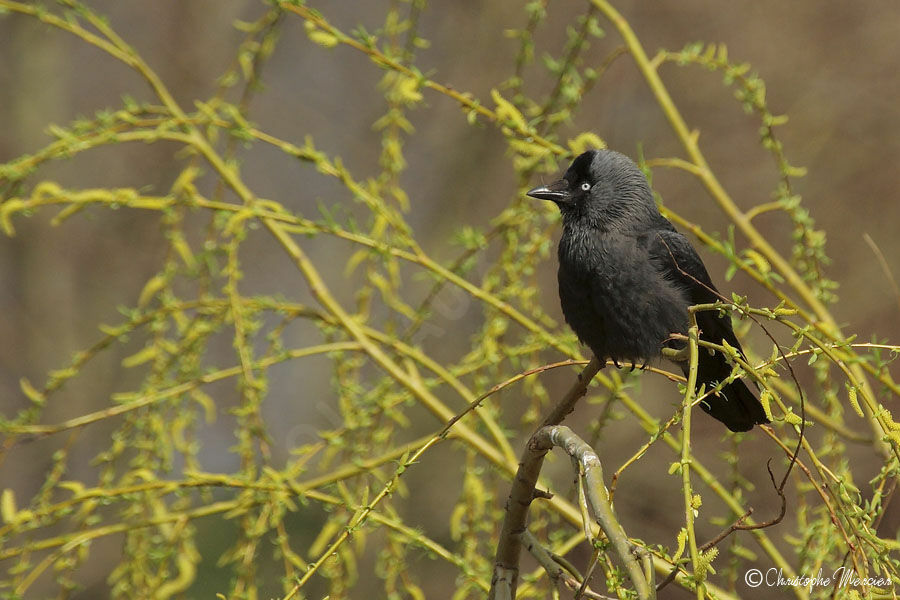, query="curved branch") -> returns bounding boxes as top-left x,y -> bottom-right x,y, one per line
489,357 -> 602,599
533,425 -> 655,600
